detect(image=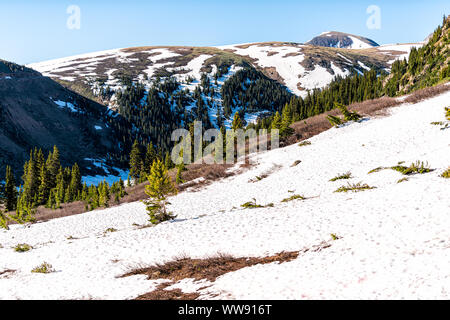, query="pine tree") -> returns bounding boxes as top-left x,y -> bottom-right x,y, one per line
12,194 -> 35,224
271,111 -> 282,130
279,105 -> 294,137
0,210 -> 9,230
231,111 -> 243,130
143,160 -> 177,225
48,146 -> 61,188
68,163 -> 82,202
4,165 -> 17,212
38,165 -> 51,205
175,150 -> 186,184
99,181 -> 110,207
164,152 -> 174,170
55,167 -> 65,208
176,165 -> 184,184
327,115 -> 343,127
144,144 -> 157,174
129,140 -> 143,181
281,104 -> 292,128
335,103 -> 361,122
46,189 -> 56,209
22,152 -> 38,206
